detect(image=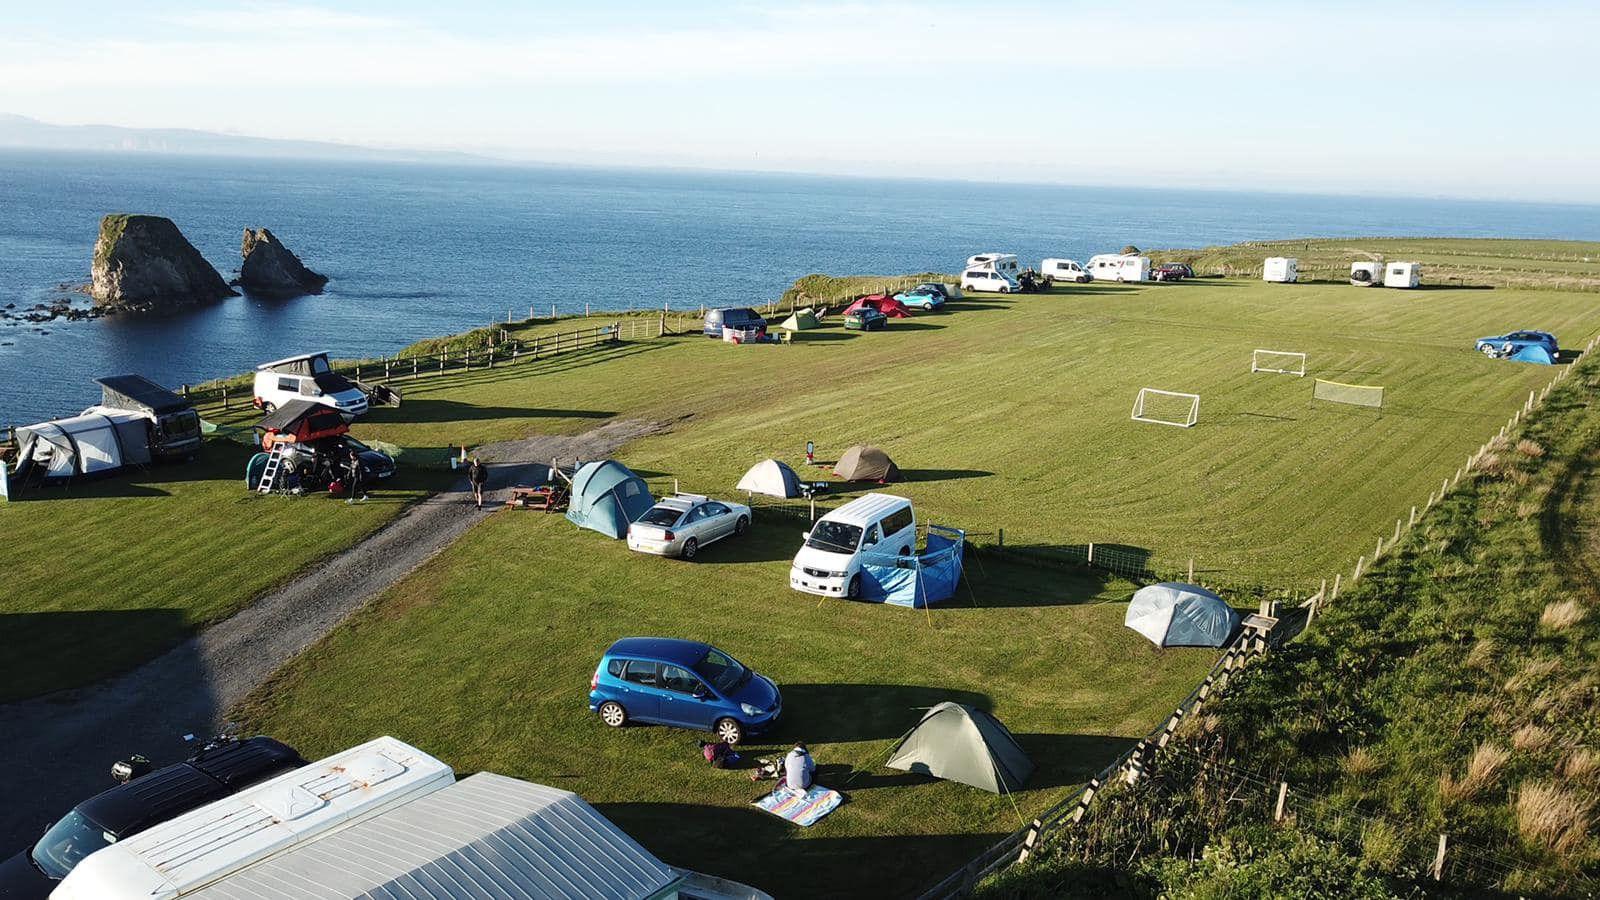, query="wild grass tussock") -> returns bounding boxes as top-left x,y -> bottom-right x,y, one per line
1515,781 -> 1592,856
1464,742 -> 1510,794
1507,658 -> 1563,693
1563,748 -> 1600,781
1465,638 -> 1498,670
1475,452 -> 1508,478
1540,599 -> 1587,631
1516,438 -> 1547,458
1513,724 -> 1556,753
1341,745 -> 1382,779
